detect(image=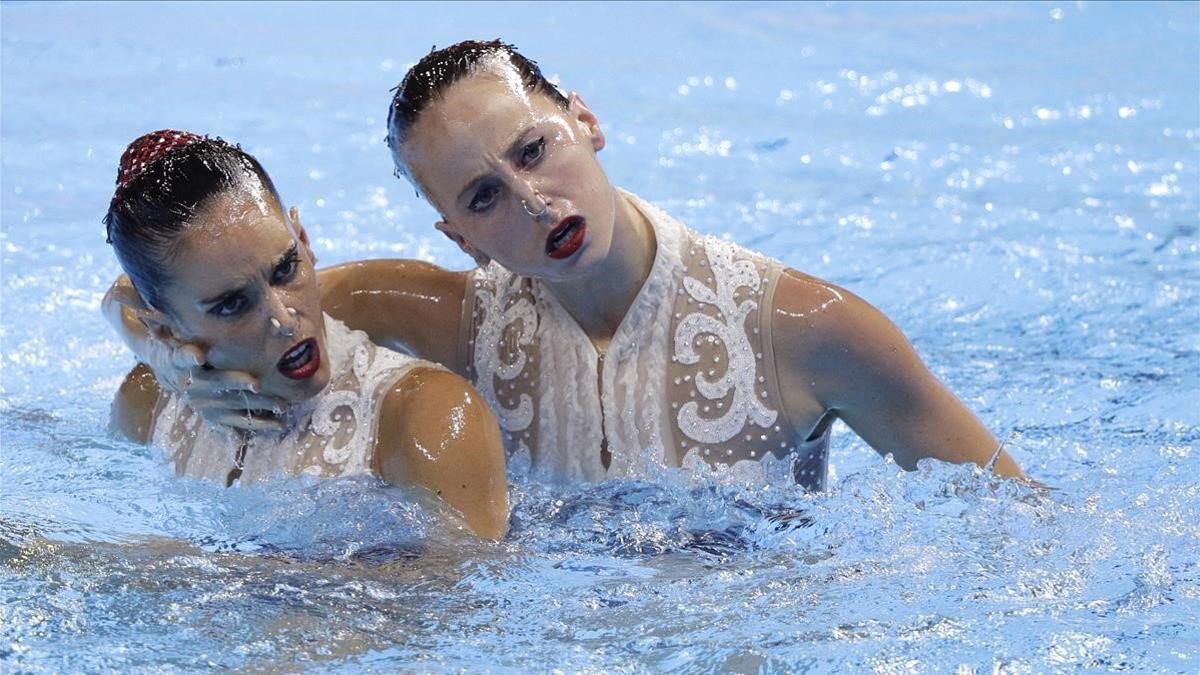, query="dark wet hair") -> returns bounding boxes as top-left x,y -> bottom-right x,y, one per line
103,132 -> 279,312
386,40 -> 568,175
